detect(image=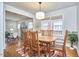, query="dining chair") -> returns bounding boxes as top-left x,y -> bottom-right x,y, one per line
23,31 -> 32,55
30,31 -> 46,57
50,30 -> 68,57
